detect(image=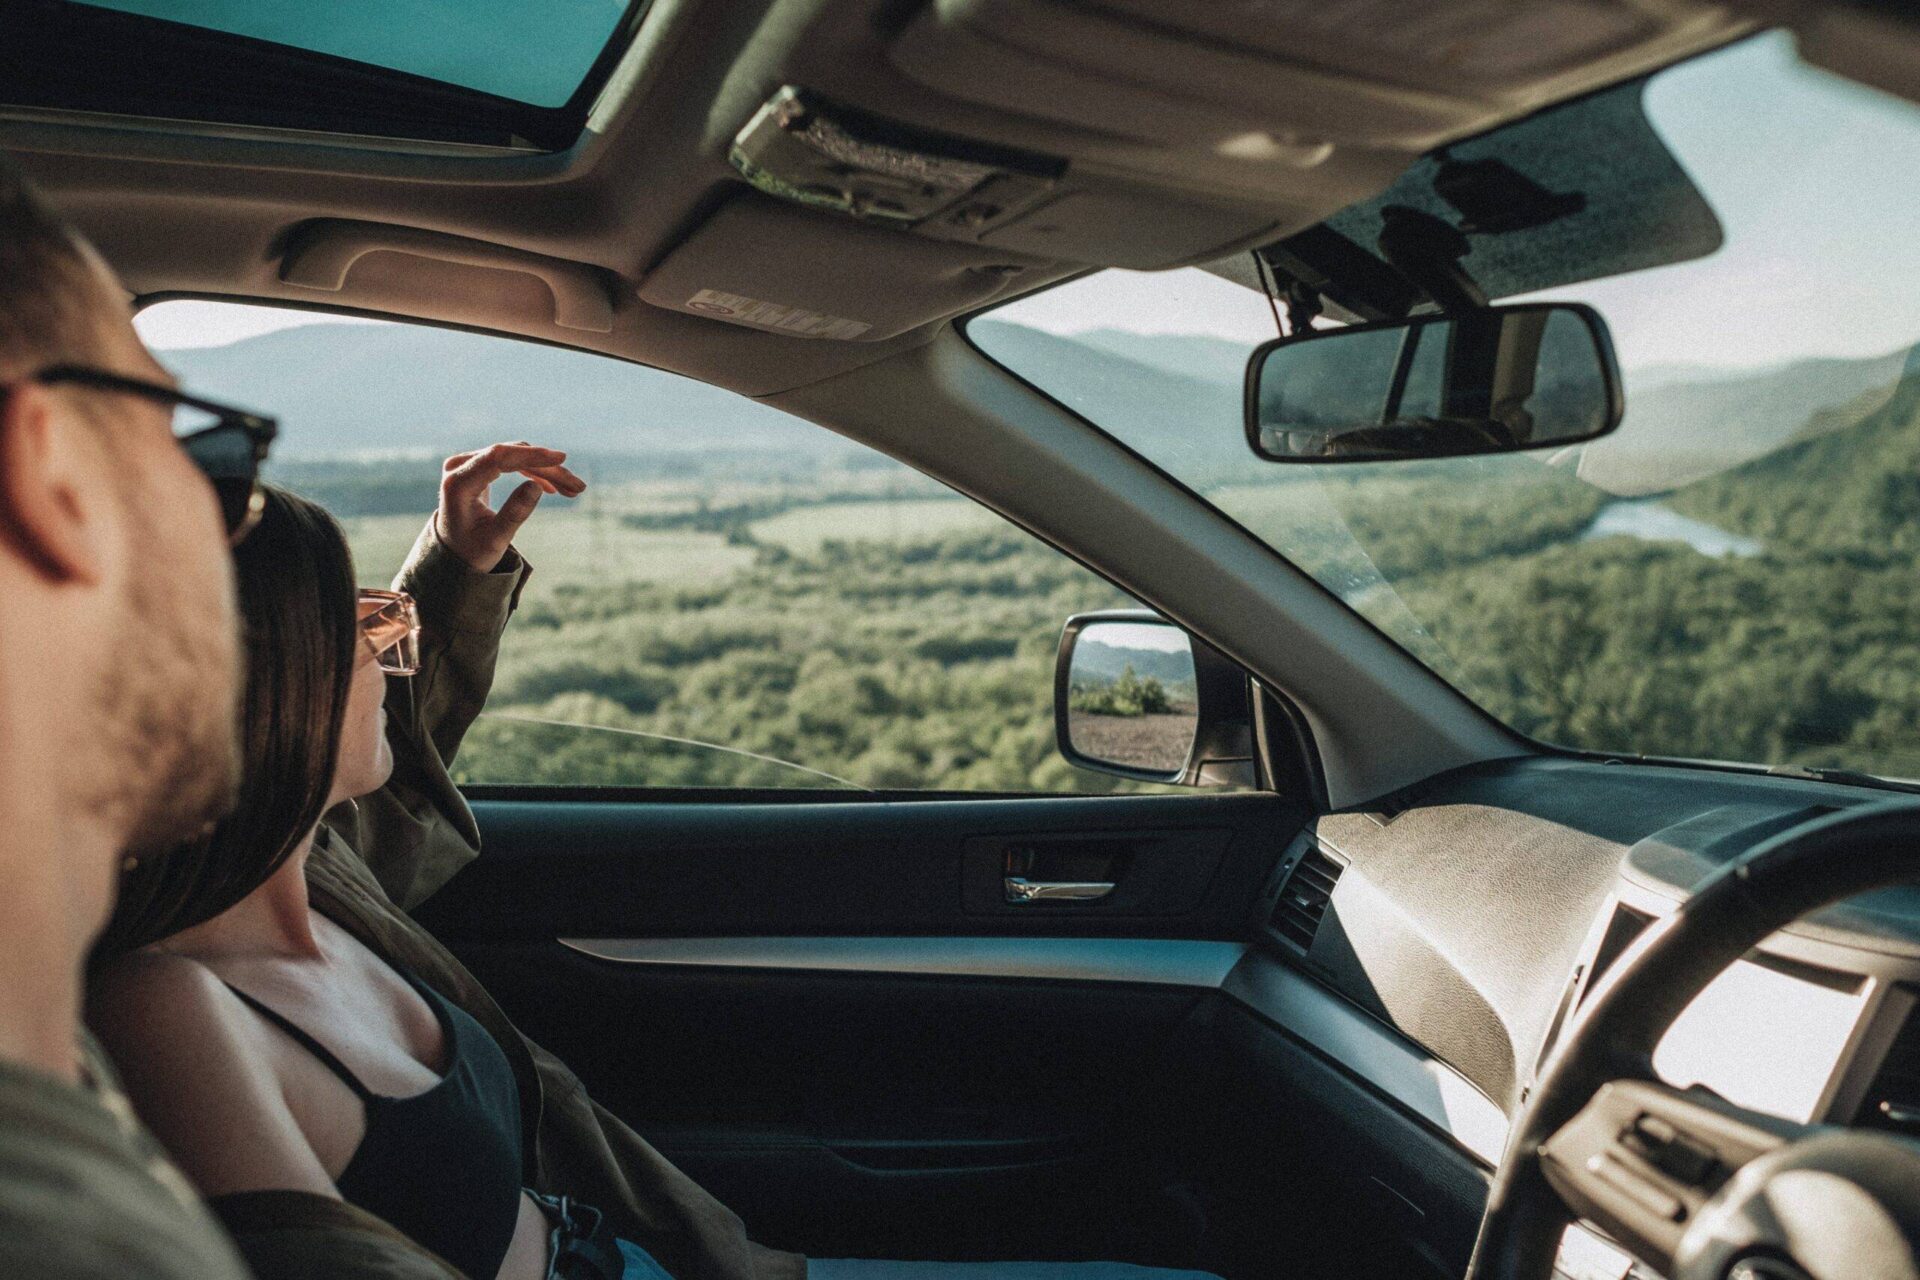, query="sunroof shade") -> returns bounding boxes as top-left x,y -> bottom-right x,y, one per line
74,0 -> 631,108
